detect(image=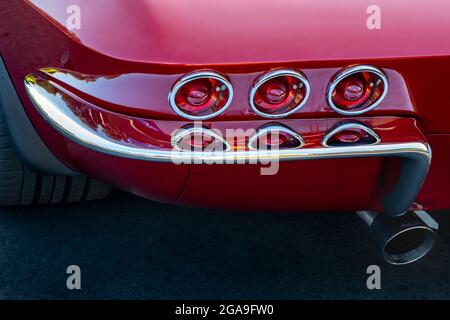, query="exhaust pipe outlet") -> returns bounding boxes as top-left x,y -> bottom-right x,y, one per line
357,211 -> 436,265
